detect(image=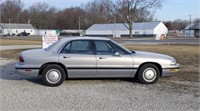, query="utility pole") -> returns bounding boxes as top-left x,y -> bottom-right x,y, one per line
28,19 -> 31,24
189,15 -> 191,37
0,11 -> 1,36
0,11 -> 1,23
9,18 -> 11,35
17,12 -> 21,23
114,16 -> 116,37
78,16 -> 81,36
